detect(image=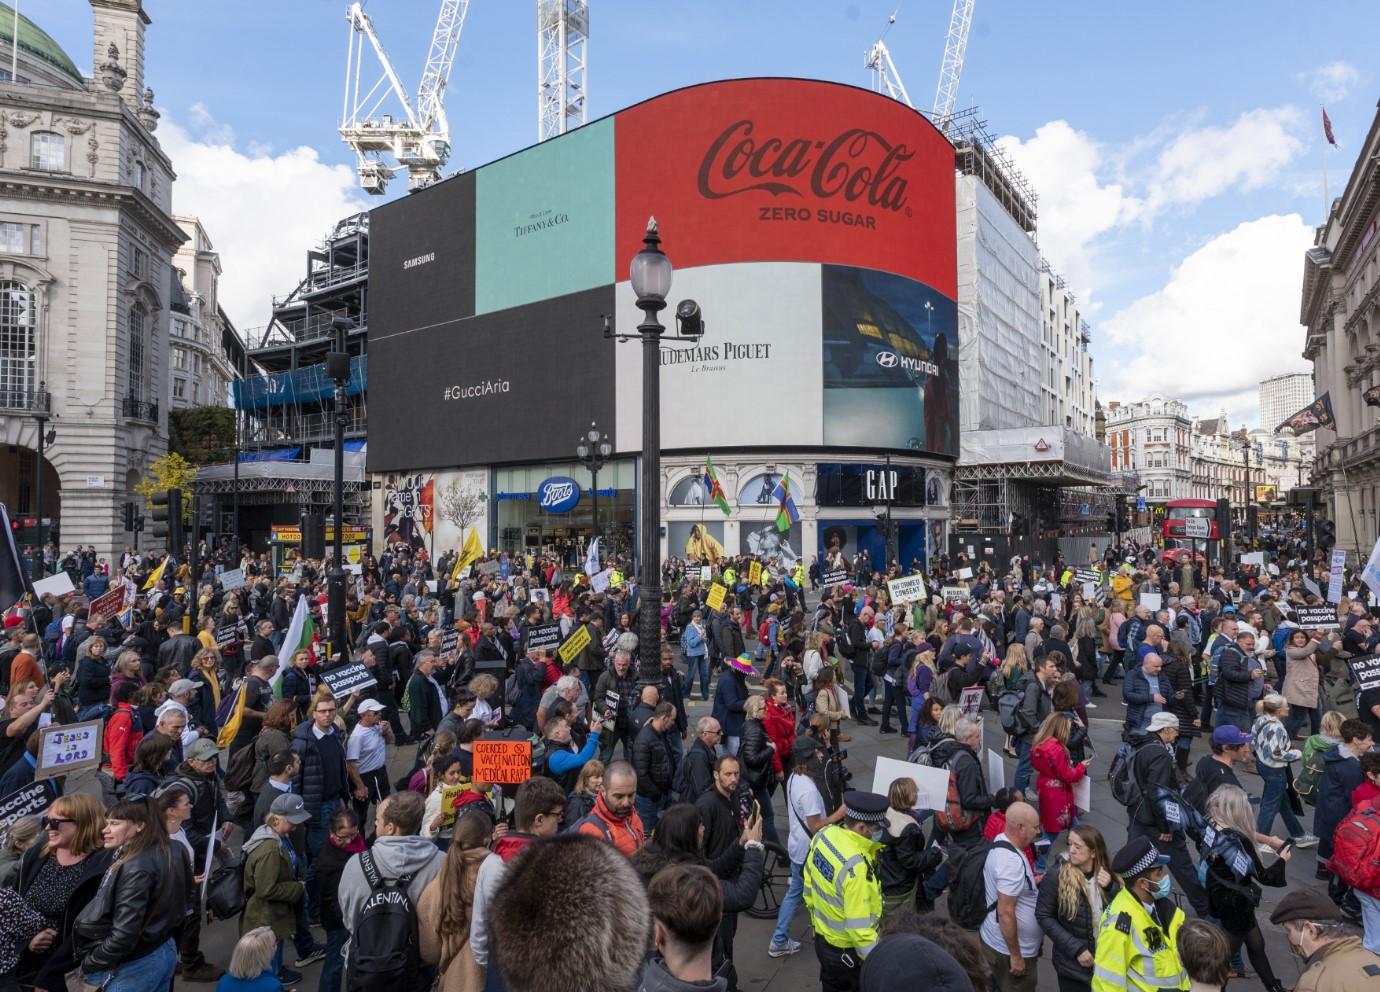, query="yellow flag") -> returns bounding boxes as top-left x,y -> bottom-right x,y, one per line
141,556 -> 168,591
451,528 -> 484,582
215,683 -> 247,751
